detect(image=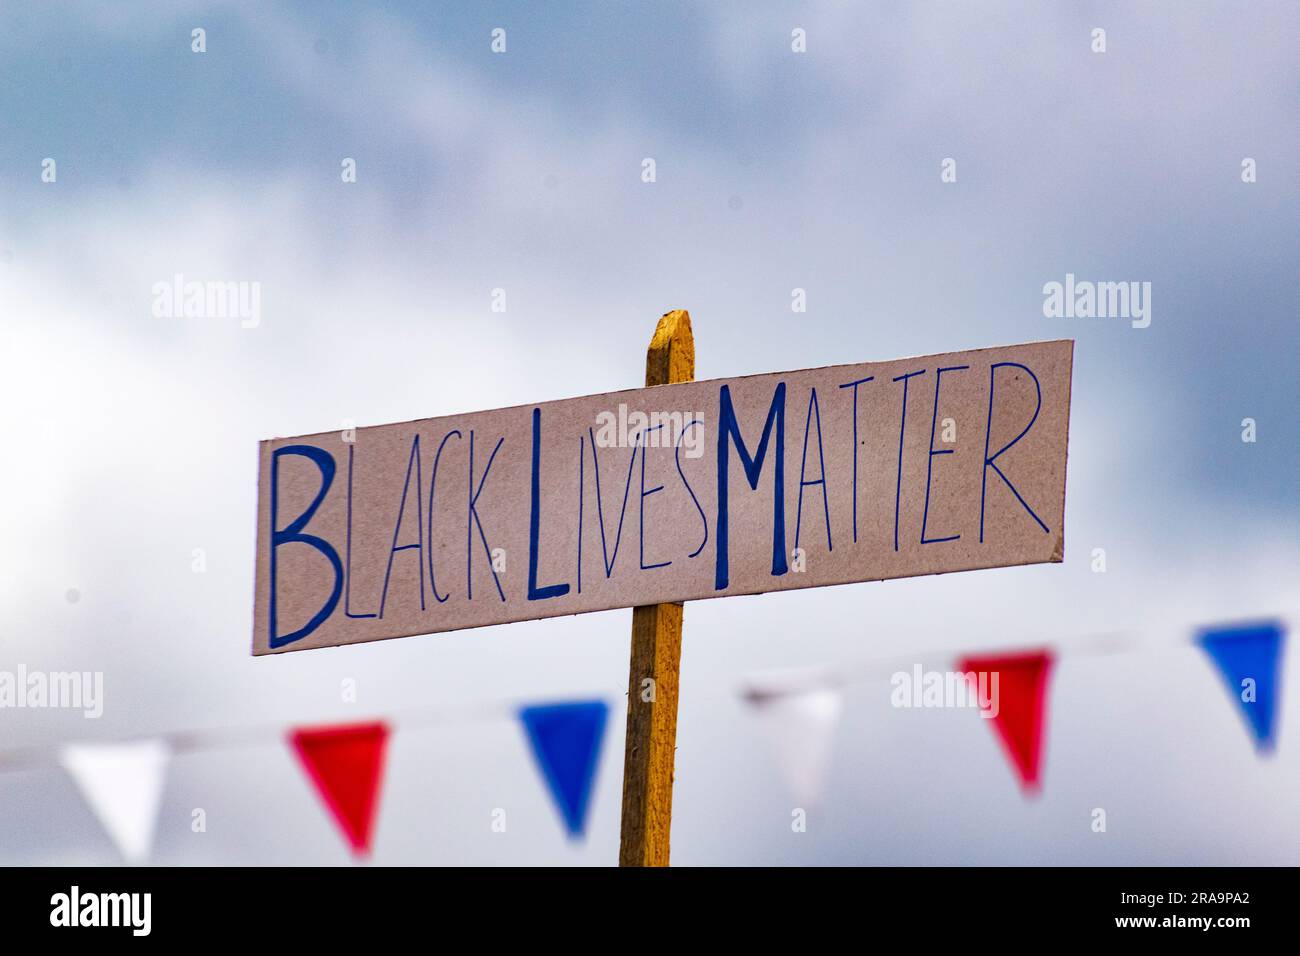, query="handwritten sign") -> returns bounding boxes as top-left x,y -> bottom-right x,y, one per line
253,339 -> 1072,655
